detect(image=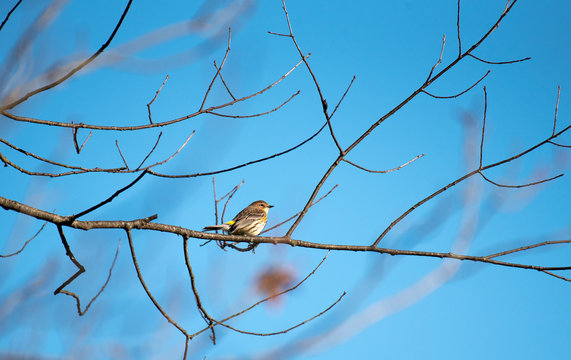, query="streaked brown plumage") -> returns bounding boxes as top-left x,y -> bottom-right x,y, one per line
203,200 -> 273,236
